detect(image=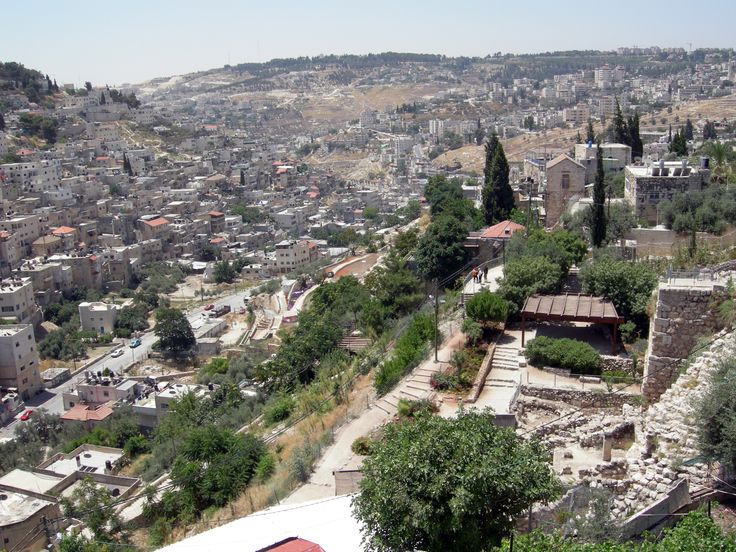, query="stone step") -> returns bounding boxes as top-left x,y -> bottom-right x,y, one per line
492,360 -> 520,370
406,382 -> 431,392
382,395 -> 399,408
398,388 -> 421,400
374,400 -> 395,415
